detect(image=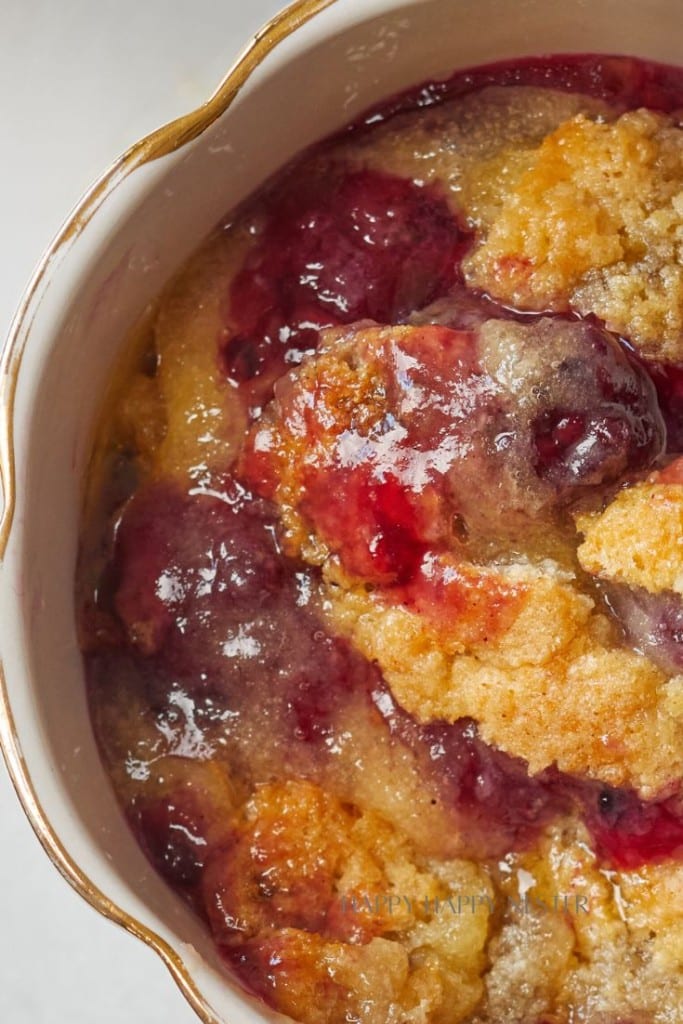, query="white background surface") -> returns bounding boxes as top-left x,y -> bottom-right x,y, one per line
0,2 -> 283,1020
